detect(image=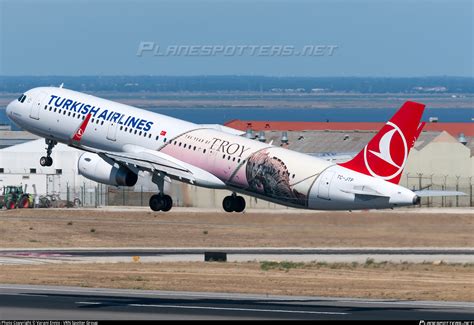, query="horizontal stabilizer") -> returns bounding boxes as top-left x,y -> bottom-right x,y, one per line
414,190 -> 466,197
